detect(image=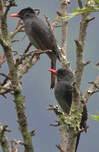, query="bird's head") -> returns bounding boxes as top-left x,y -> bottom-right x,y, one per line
48,68 -> 73,83
10,7 -> 37,20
